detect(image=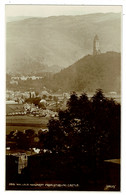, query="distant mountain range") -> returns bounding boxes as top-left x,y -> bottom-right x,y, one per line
6,13 -> 121,73
6,16 -> 32,23
44,52 -> 121,93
